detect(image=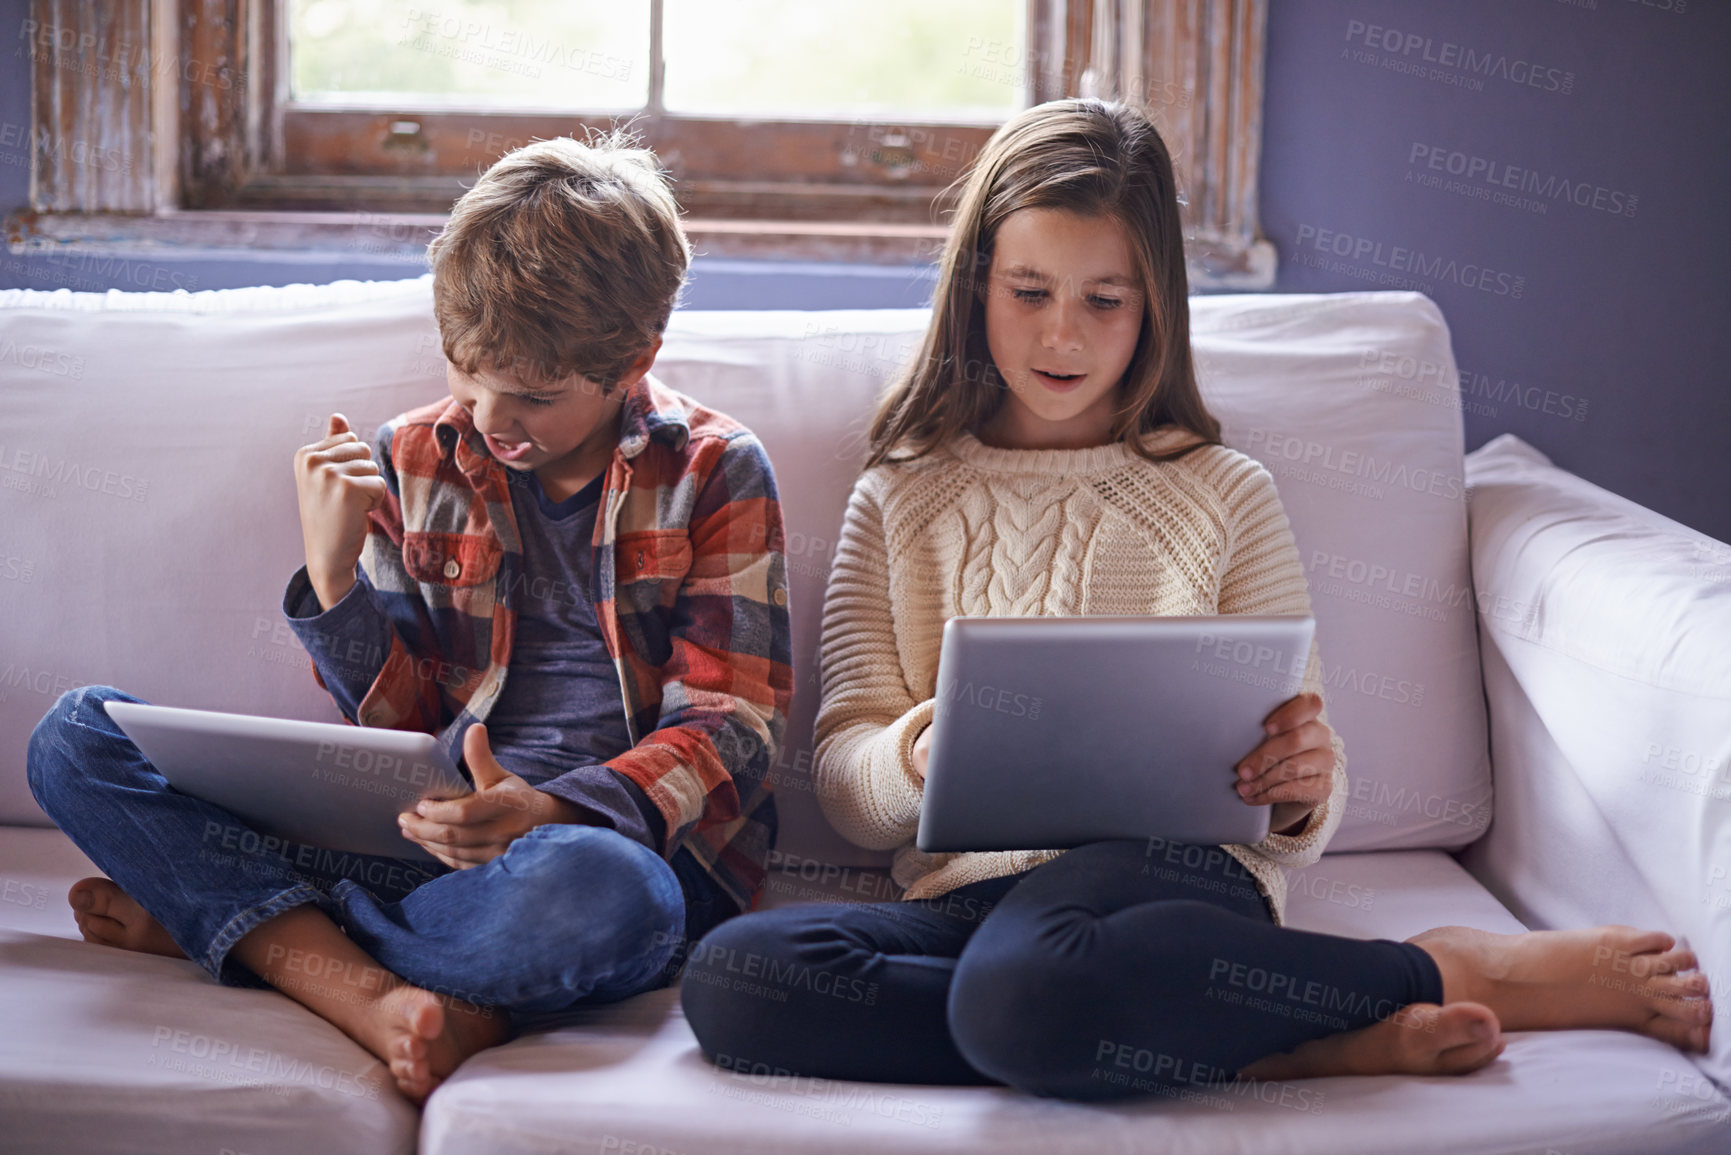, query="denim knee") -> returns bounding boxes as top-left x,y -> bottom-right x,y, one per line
26,684 -> 130,815
500,824 -> 685,985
